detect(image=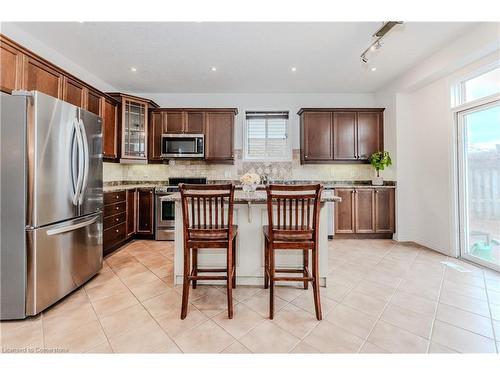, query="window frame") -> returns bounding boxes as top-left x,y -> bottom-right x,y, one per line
451,60 -> 500,109
243,111 -> 292,161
